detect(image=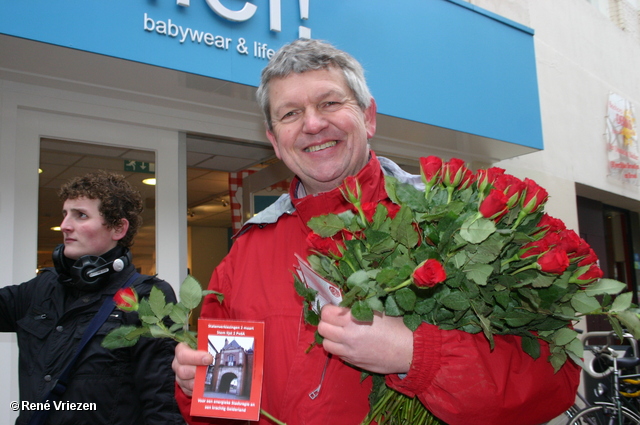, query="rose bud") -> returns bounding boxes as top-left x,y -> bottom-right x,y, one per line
493,174 -> 526,209
412,259 -> 447,288
341,176 -> 362,205
442,158 -> 467,188
537,246 -> 570,274
521,178 -> 549,214
571,263 -> 604,285
476,167 -> 505,194
479,189 -> 509,221
307,232 -> 345,257
419,156 -> 443,190
114,287 -> 139,312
